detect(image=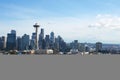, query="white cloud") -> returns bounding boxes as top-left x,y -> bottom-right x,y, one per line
87,14 -> 120,43
89,14 -> 120,29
